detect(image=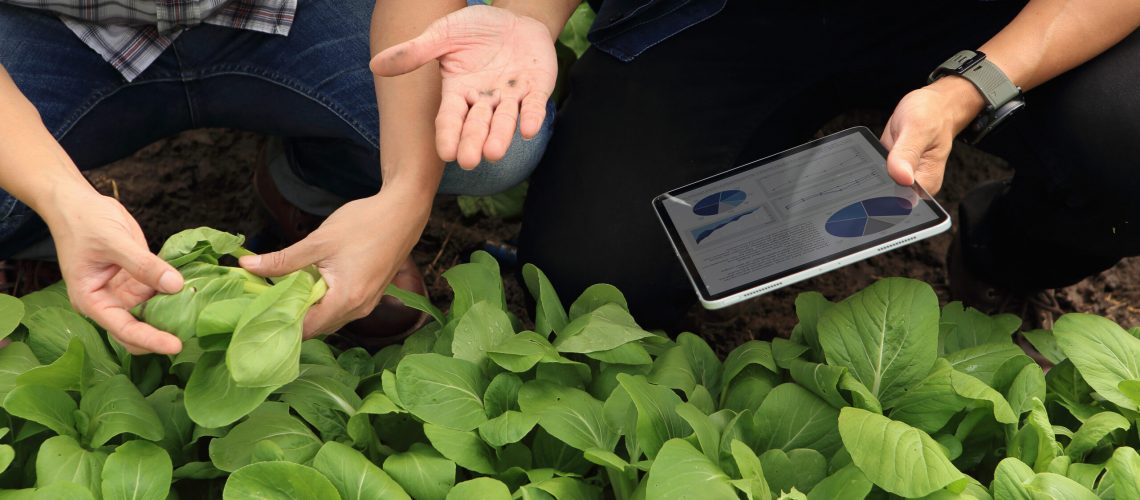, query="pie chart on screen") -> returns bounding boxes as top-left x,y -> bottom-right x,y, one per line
693,190 -> 747,216
825,196 -> 913,238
